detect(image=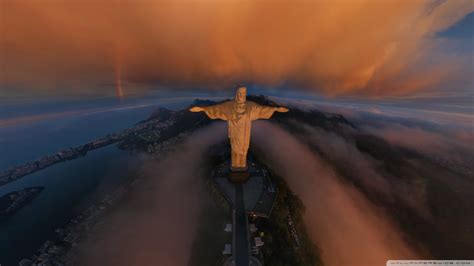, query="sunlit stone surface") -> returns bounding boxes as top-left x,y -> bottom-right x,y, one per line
189,86 -> 288,170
